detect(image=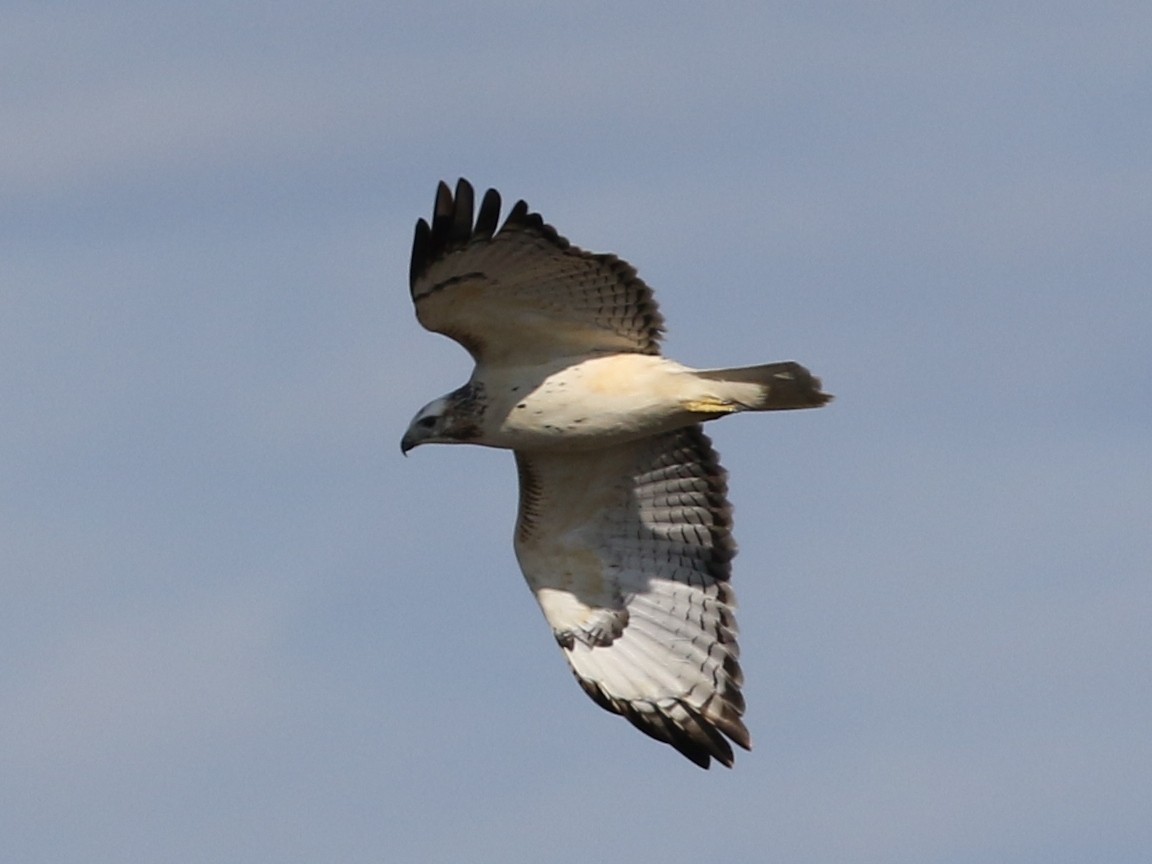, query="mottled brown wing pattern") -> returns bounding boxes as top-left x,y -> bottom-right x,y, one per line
409,179 -> 665,365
